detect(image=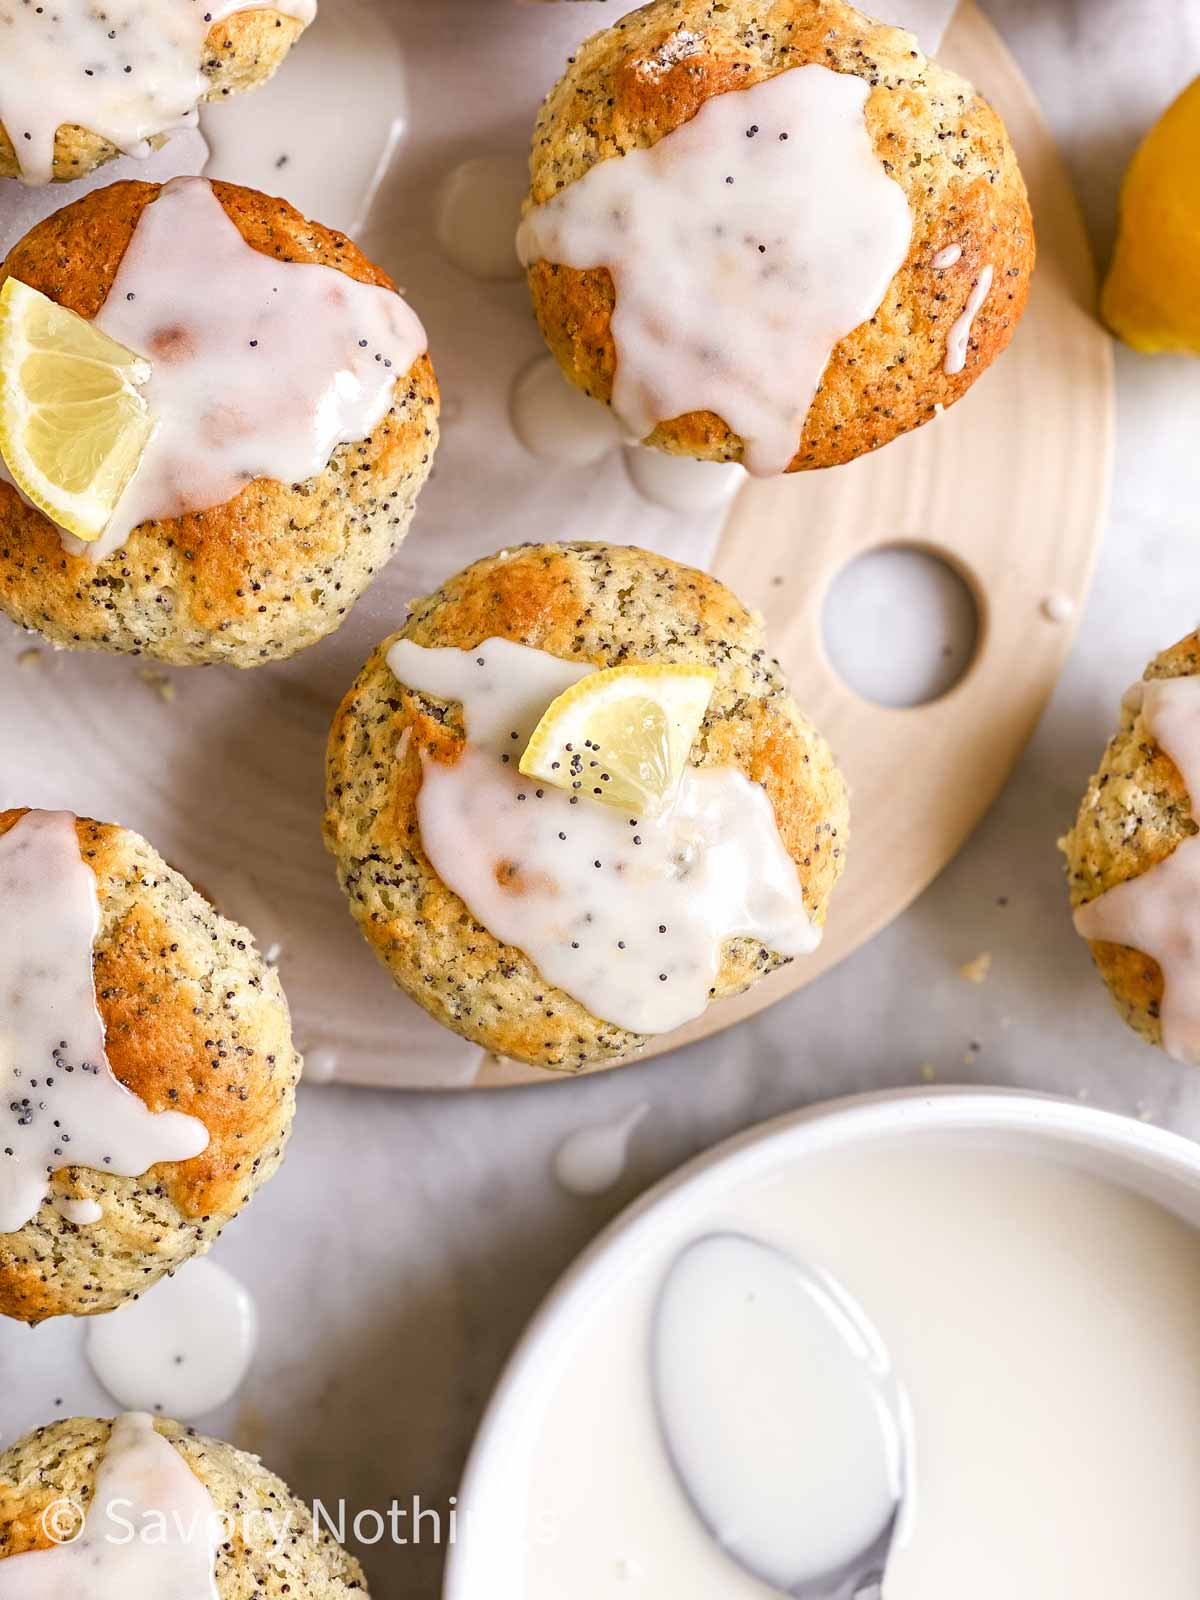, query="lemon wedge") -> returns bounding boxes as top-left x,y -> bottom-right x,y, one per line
0,276 -> 153,541
520,662 -> 717,816
1102,75 -> 1200,354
